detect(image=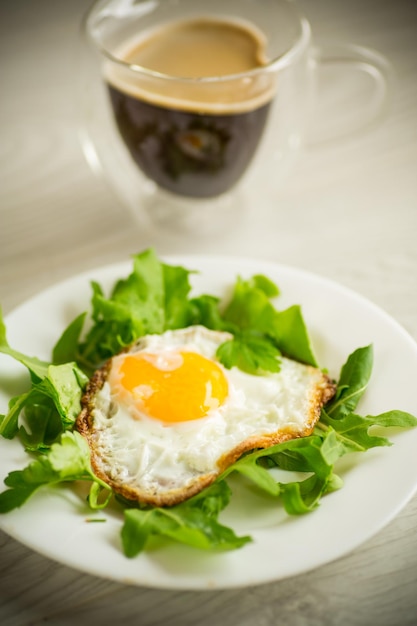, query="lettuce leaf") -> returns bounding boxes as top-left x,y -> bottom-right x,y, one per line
220,275 -> 318,366
76,249 -> 168,372
216,330 -> 281,375
52,250 -> 317,377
